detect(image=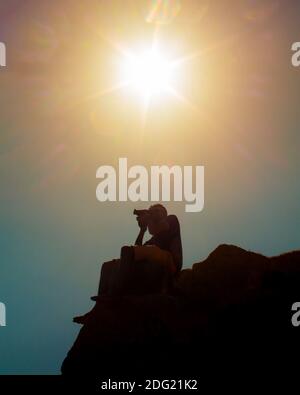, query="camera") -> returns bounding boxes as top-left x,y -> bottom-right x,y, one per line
133,209 -> 149,217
